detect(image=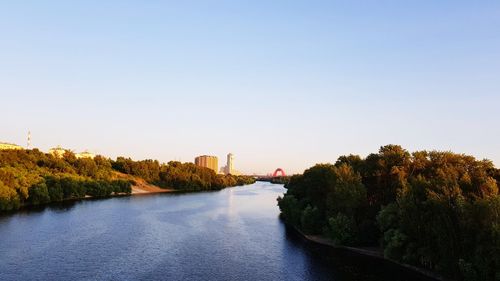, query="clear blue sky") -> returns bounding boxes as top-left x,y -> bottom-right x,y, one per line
1,1 -> 499,175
